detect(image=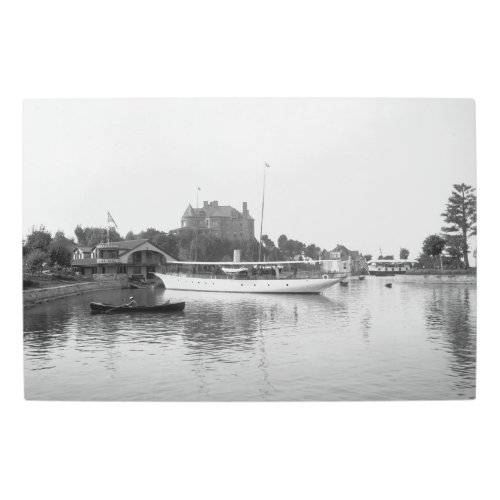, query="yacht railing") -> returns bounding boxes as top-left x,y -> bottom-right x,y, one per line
161,260 -> 348,280
162,270 -> 348,280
